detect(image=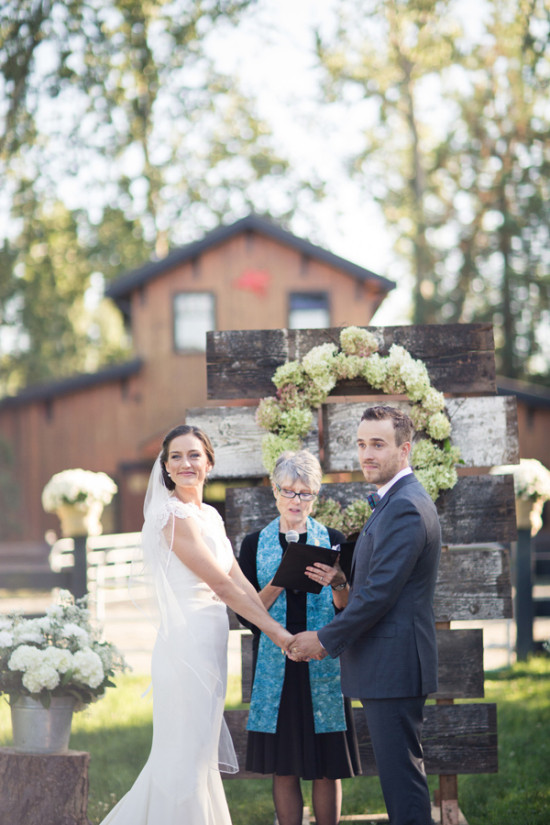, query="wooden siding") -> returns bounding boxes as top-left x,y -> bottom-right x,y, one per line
0,230 -> 388,542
